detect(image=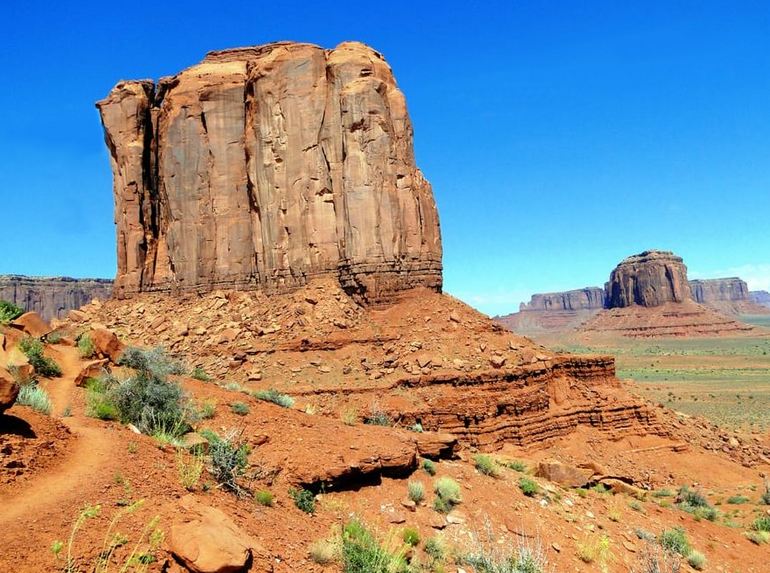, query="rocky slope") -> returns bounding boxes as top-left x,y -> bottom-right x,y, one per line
97,41 -> 442,305
0,275 -> 112,321
690,277 -> 770,315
